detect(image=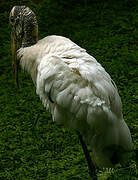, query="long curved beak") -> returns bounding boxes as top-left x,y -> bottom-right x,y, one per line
11,31 -> 19,88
